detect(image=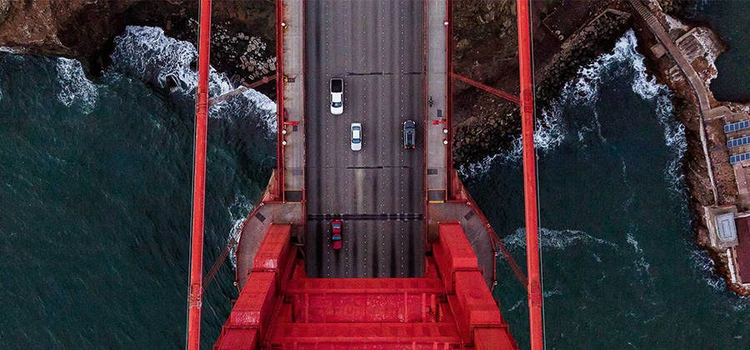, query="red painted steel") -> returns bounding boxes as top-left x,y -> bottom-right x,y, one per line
275,0 -> 285,202
203,233 -> 236,289
286,277 -> 444,294
452,73 -> 521,105
186,0 -> 212,348
216,225 -> 294,348
216,222 -> 518,348
245,74 -> 276,89
516,0 -> 545,349
214,328 -> 258,350
433,223 -> 479,294
437,223 -> 517,348
253,224 -> 292,271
